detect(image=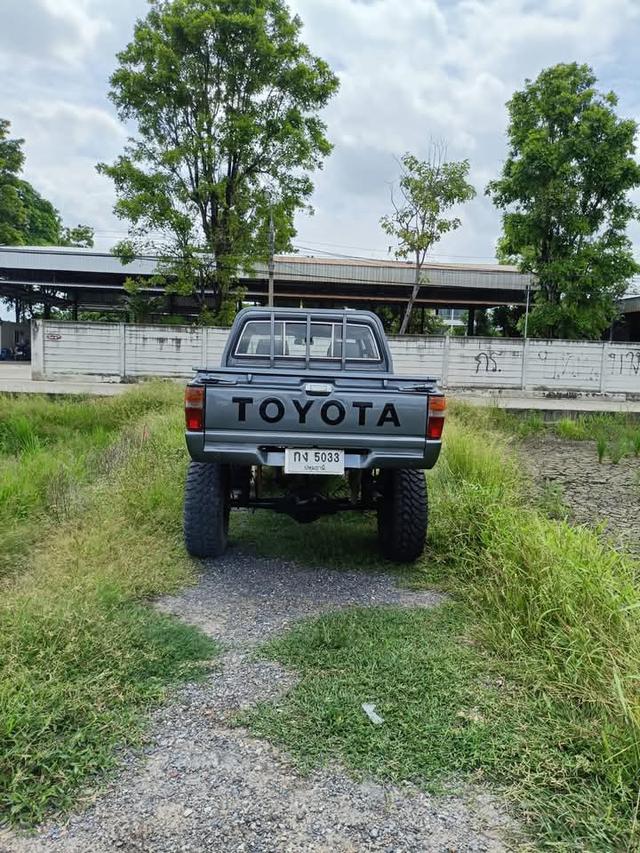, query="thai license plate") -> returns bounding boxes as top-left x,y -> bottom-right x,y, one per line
284,448 -> 345,475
